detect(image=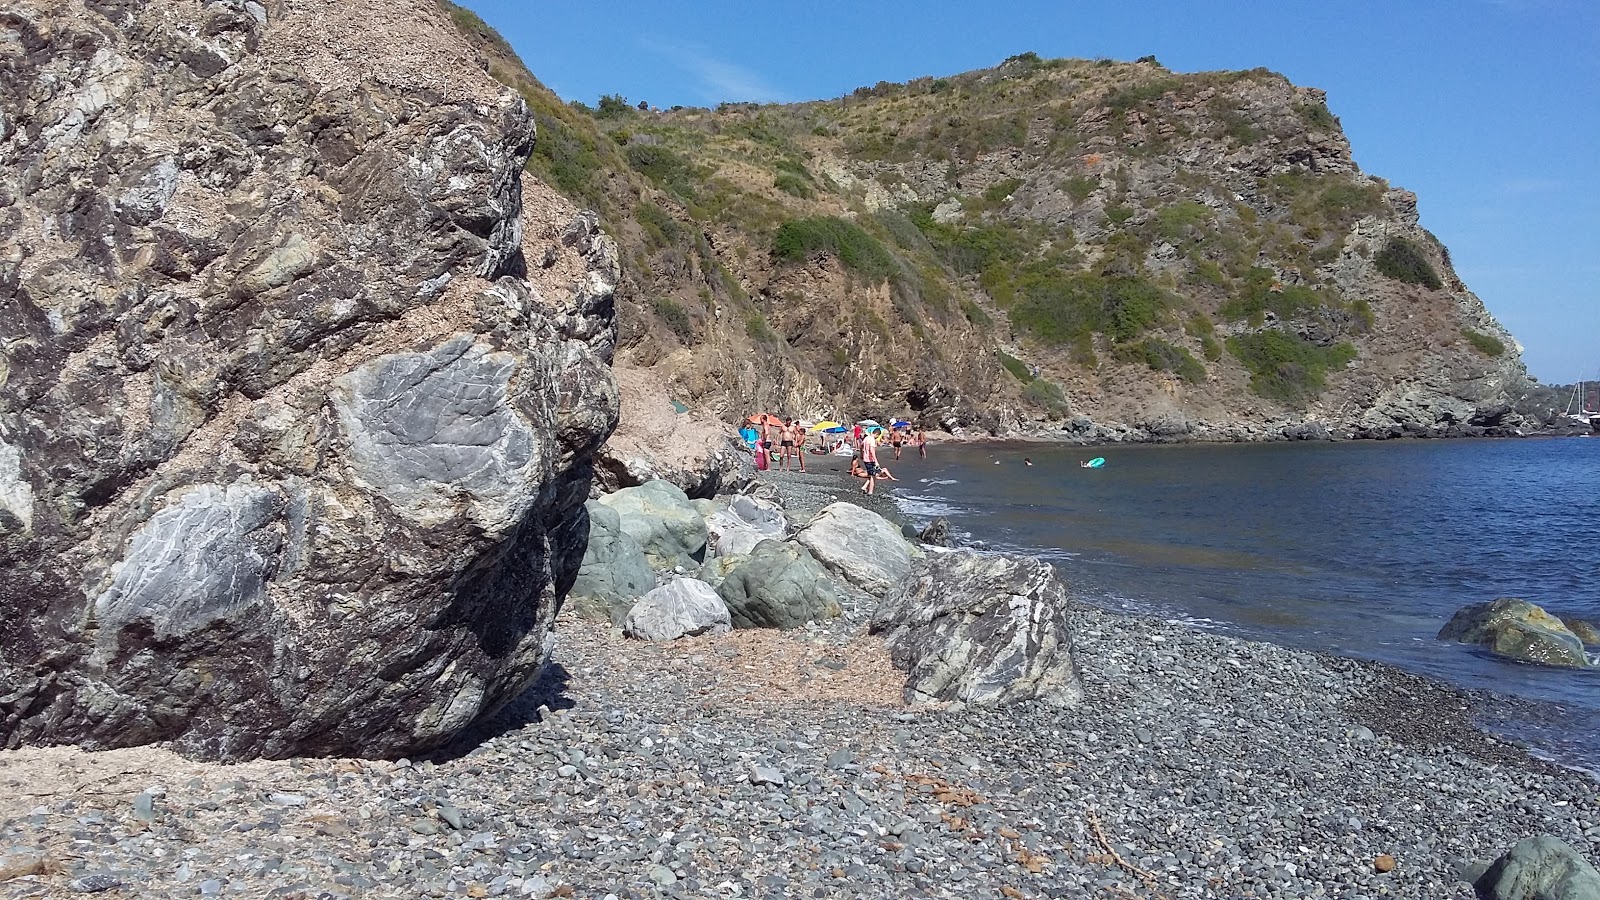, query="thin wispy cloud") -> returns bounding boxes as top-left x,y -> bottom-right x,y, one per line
641,39 -> 789,105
